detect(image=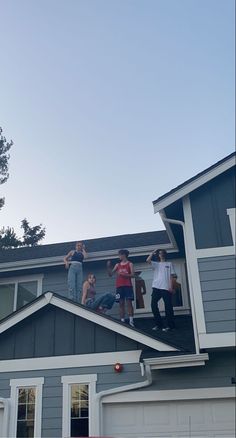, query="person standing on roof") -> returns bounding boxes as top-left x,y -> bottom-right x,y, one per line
64,241 -> 88,302
107,249 -> 135,327
146,249 -> 177,332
